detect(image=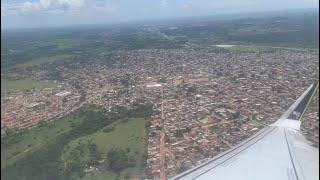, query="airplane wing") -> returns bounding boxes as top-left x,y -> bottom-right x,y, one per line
170,82 -> 319,180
